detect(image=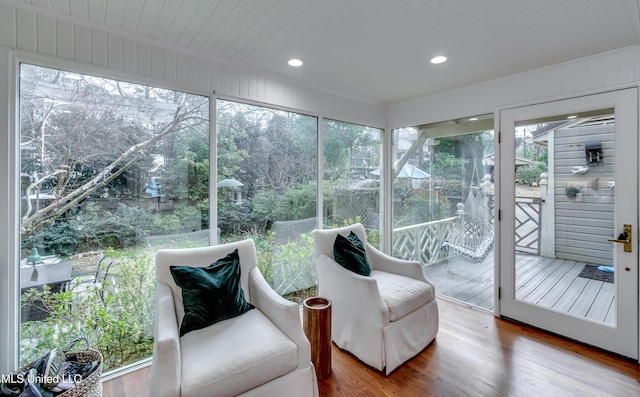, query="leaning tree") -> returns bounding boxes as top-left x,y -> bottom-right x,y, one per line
19,64 -> 209,241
